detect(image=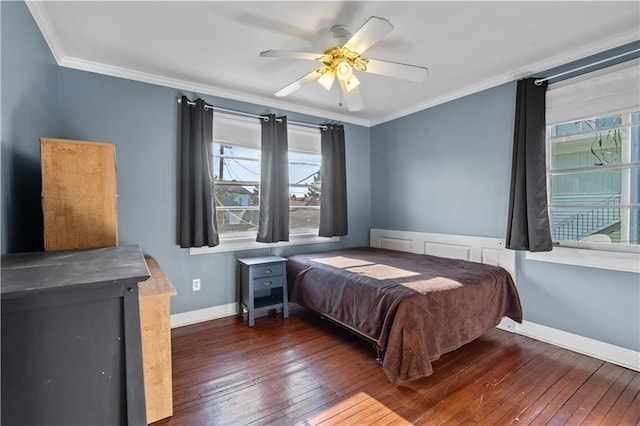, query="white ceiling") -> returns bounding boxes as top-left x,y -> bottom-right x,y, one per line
27,1 -> 640,127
